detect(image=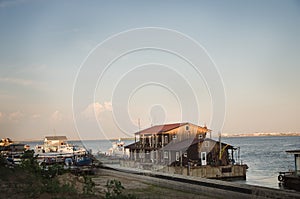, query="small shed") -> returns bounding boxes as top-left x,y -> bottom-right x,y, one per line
286,150 -> 300,175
